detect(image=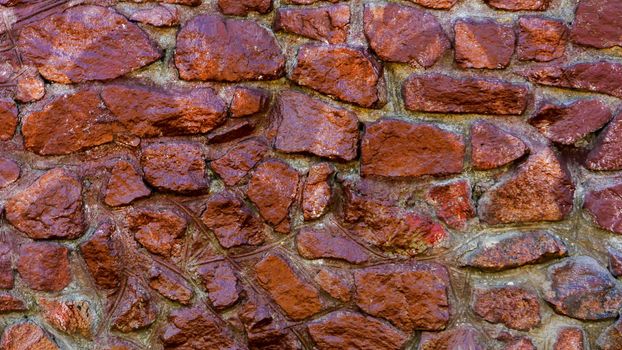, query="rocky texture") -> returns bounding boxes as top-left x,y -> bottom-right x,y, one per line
608,247 -> 622,277
0,323 -> 59,350
148,266 -> 193,305
0,243 -> 14,289
0,294 -> 27,313
160,307 -> 239,349
210,138 -> 268,186
0,99 -> 17,141
104,160 -> 151,207
218,0 -> 272,16
0,158 -> 20,189
198,261 -> 241,309
554,327 -> 585,350
570,0 -> 622,49
597,319 -> 622,350
472,286 -> 541,331
111,278 -> 157,332
40,298 -> 93,338
302,163 -> 334,220
418,326 -> 486,350
275,4 -> 349,44
484,0 -> 549,11
79,222 -> 121,289
314,269 -> 350,302
584,182 -> 622,233
141,142 -> 208,193
454,19 -> 515,69
517,17 -> 568,62
296,224 -> 369,264
426,180 -> 475,230
17,242 -> 71,292
229,87 -> 270,118
471,121 -> 528,170
127,207 -> 187,257
585,112 -> 622,171
130,5 -> 179,27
